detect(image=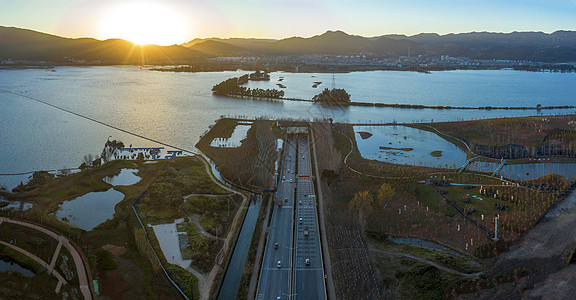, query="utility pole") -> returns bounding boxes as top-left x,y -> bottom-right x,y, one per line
493,215 -> 498,241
